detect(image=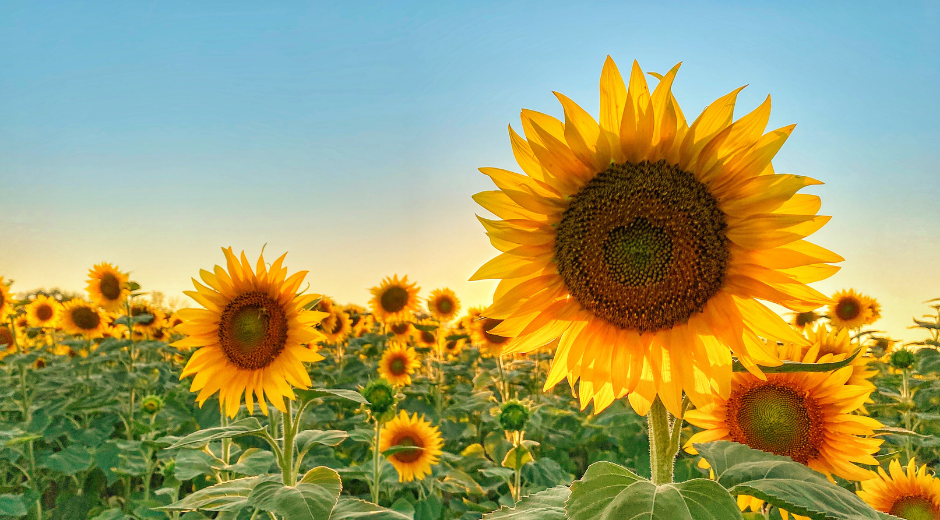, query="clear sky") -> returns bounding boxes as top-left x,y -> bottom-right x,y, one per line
1,1 -> 938,343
